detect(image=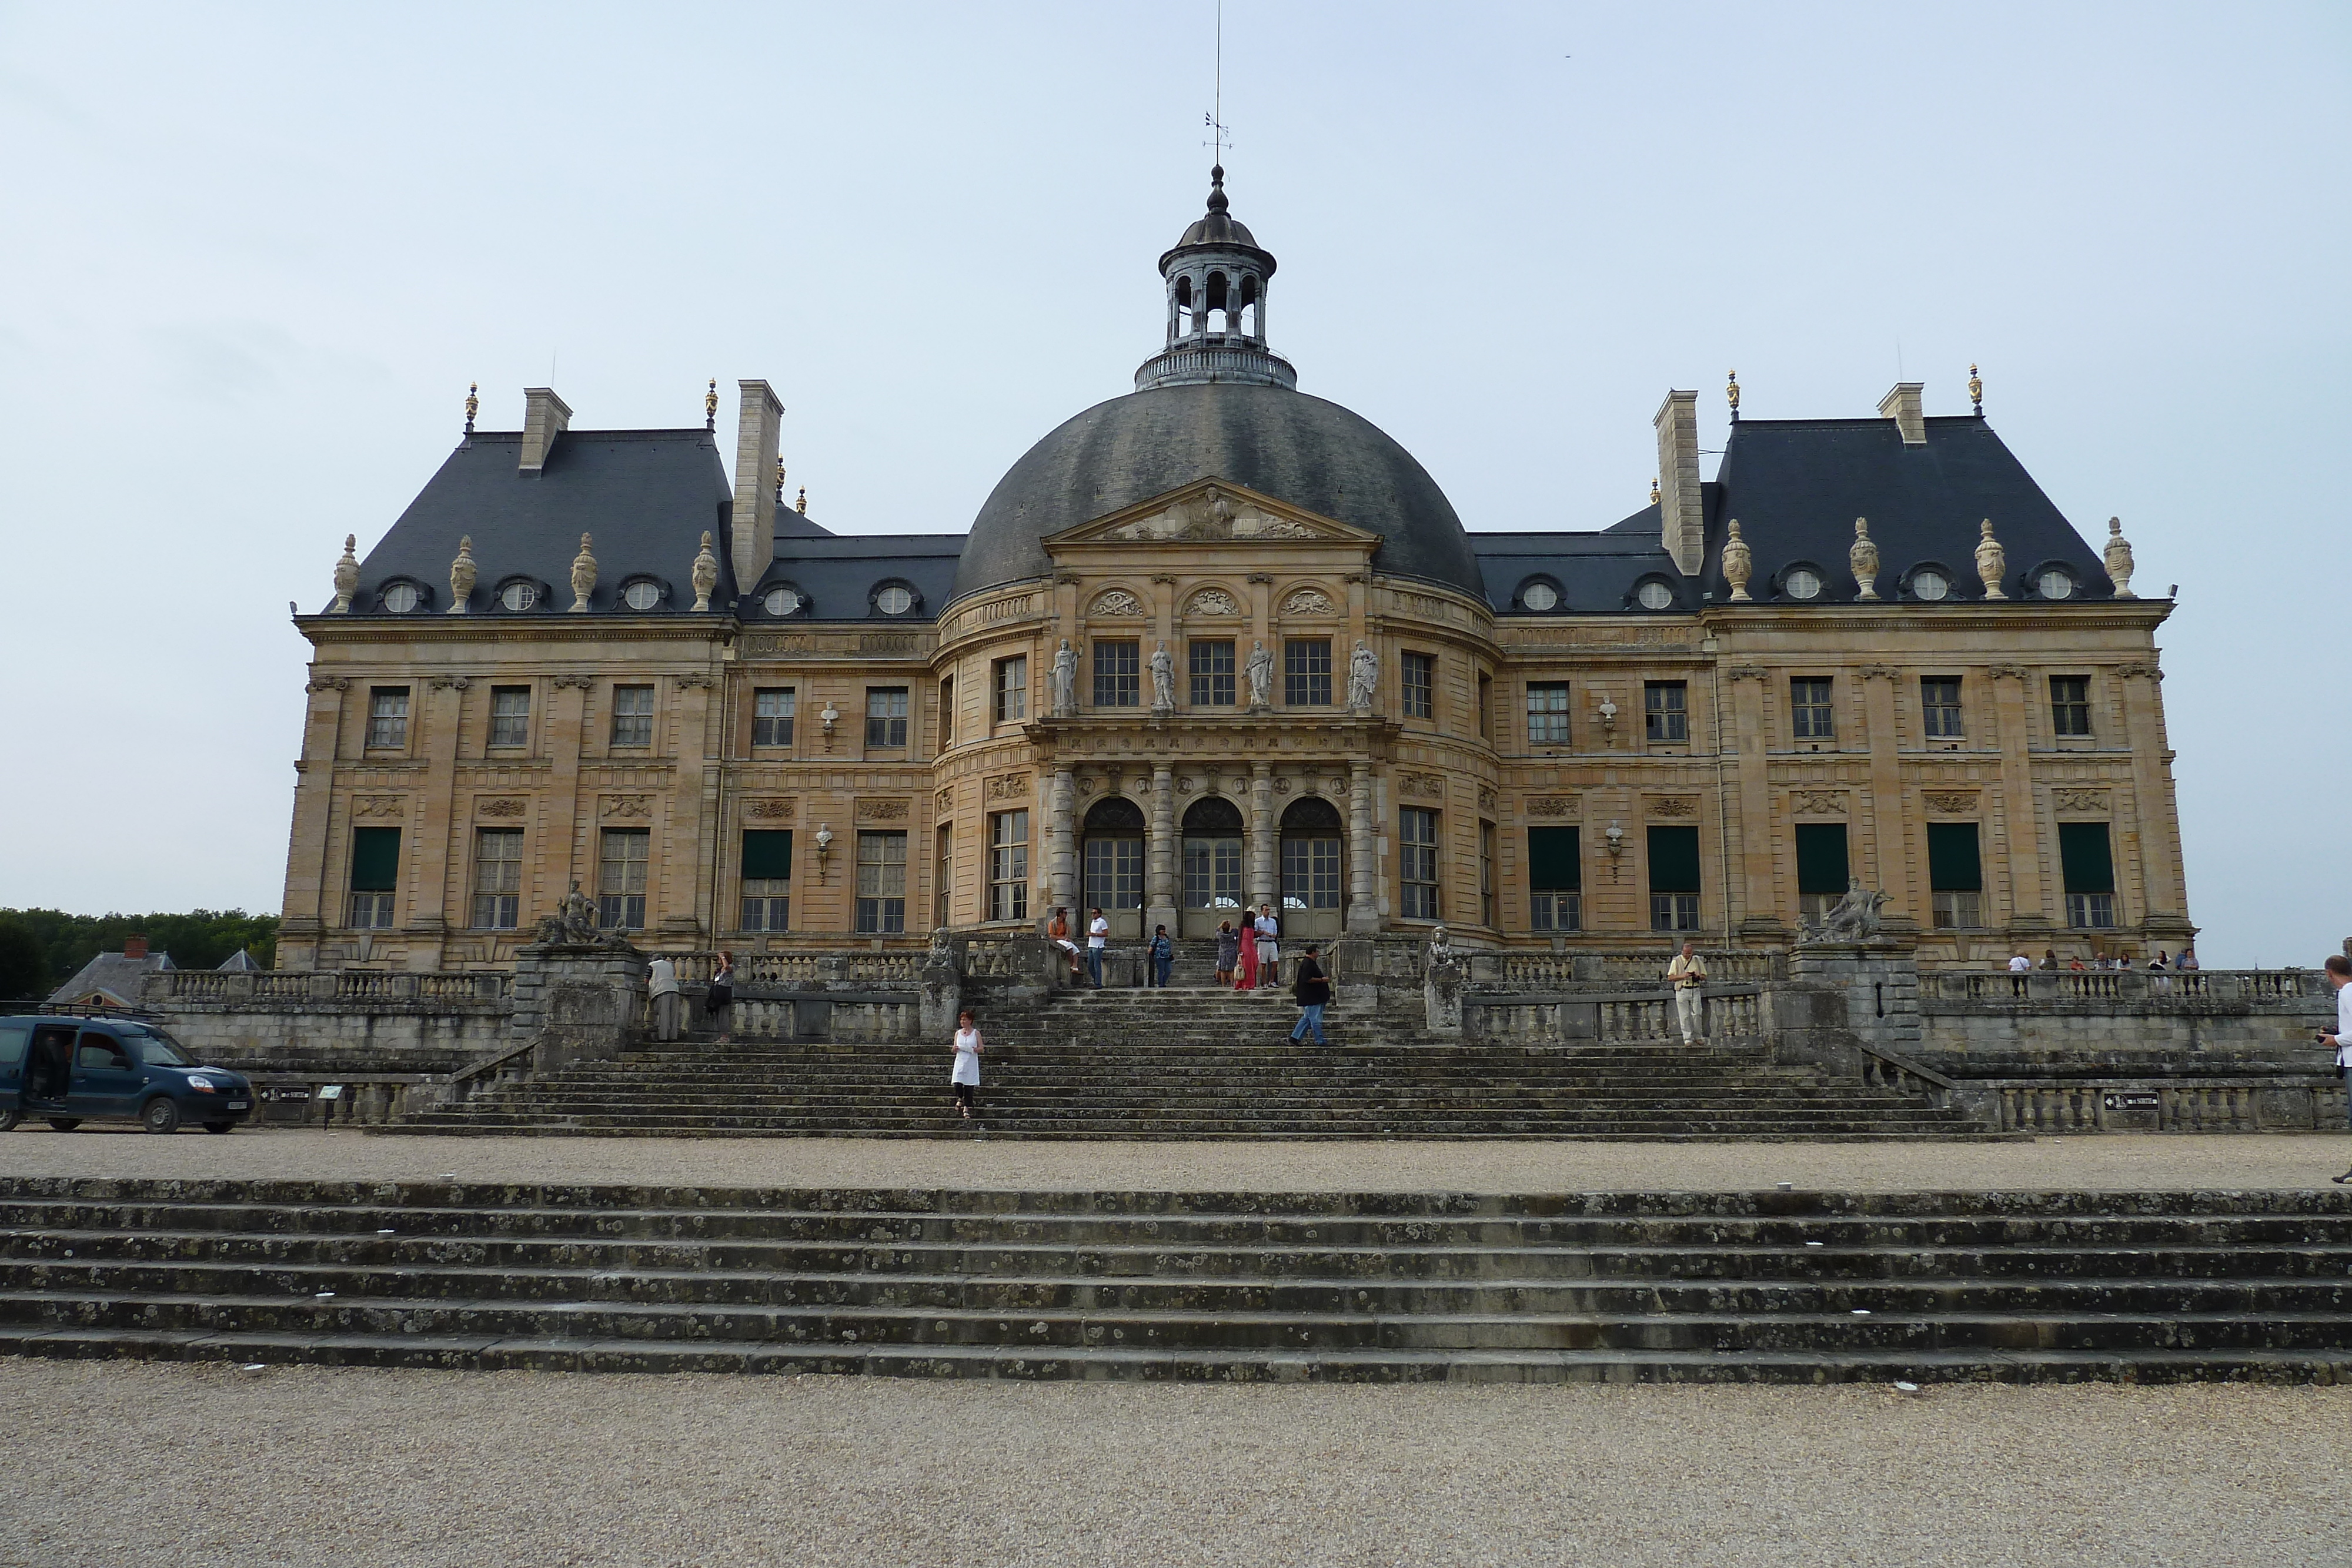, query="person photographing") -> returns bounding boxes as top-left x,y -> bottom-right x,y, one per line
1666,941 -> 1706,1047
